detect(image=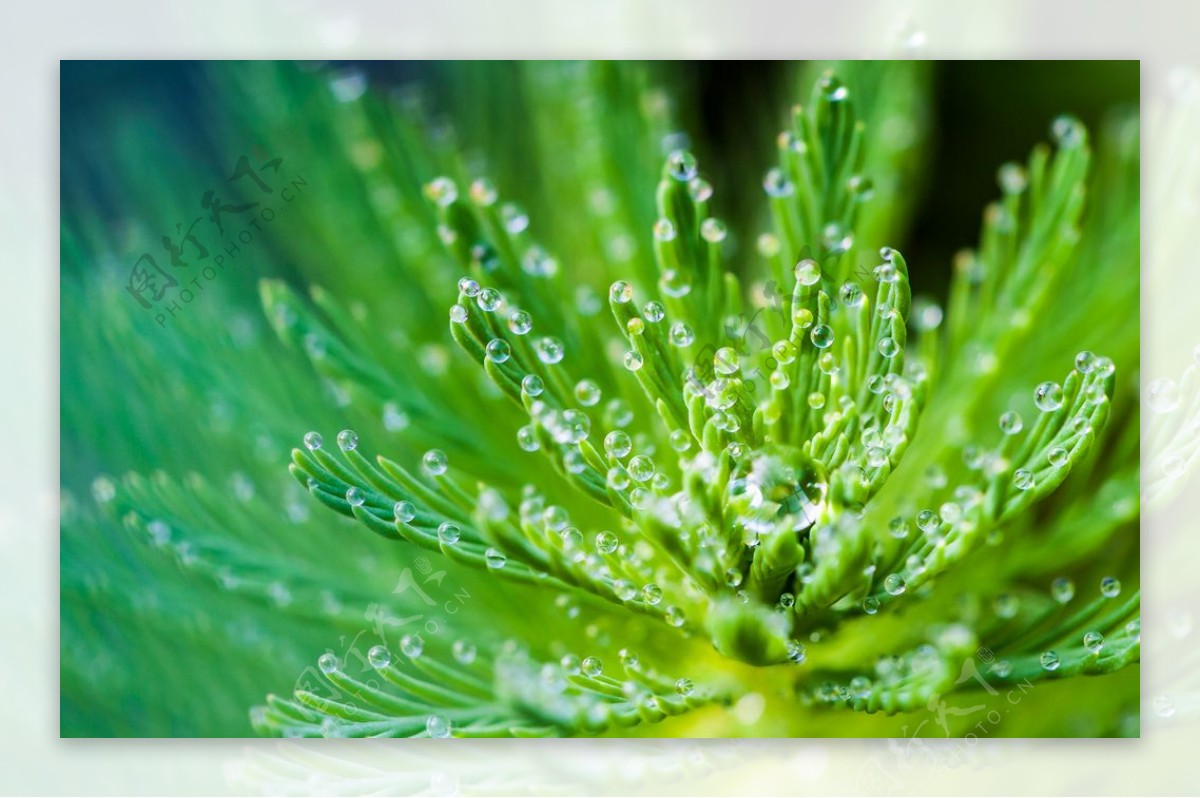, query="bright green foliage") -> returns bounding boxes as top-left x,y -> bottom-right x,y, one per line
61,61 -> 1140,738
